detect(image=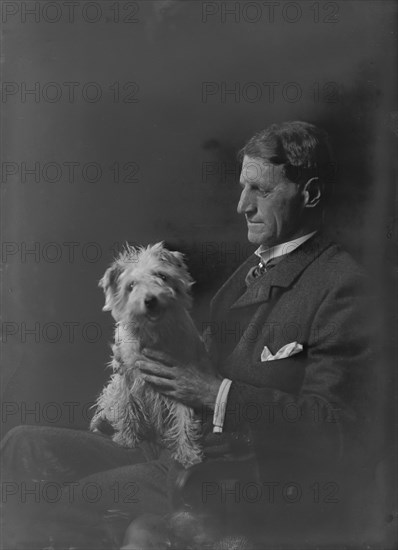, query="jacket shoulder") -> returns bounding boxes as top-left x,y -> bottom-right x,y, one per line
316,242 -> 367,279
